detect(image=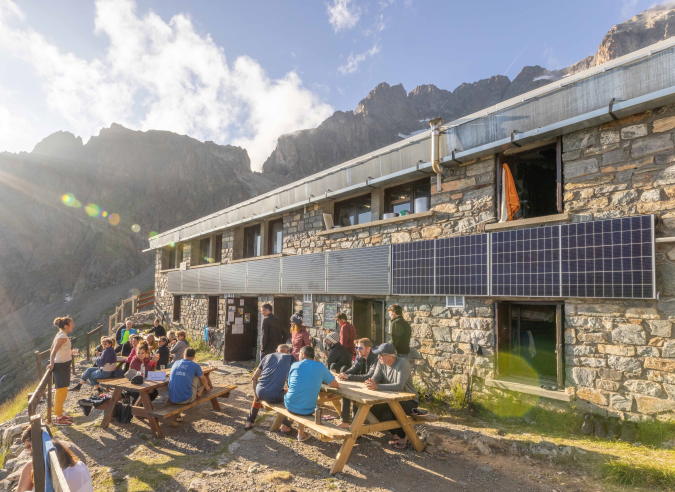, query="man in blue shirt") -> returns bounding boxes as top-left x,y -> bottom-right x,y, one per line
245,344 -> 295,430
168,348 -> 211,404
281,346 -> 339,441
